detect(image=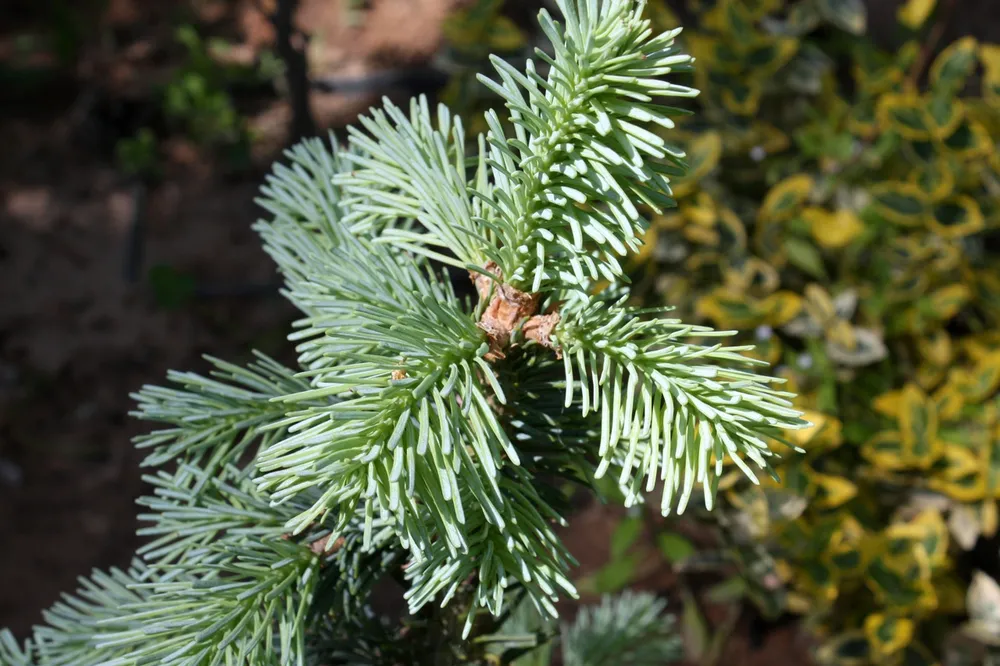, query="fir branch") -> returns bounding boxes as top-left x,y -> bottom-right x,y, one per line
253,235 -> 518,554
553,290 -> 808,515
473,0 -> 696,293
0,630 -> 34,666
131,353 -> 311,484
561,591 -> 681,666
29,562 -> 150,666
135,463 -> 301,568
95,540 -> 320,666
337,96 -> 488,270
